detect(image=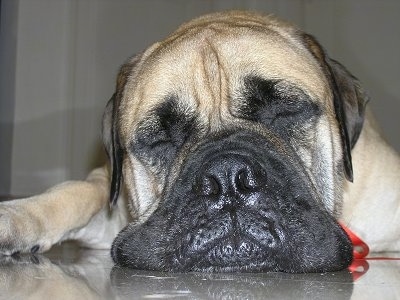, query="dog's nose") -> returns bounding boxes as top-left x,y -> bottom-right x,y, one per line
194,154 -> 262,199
